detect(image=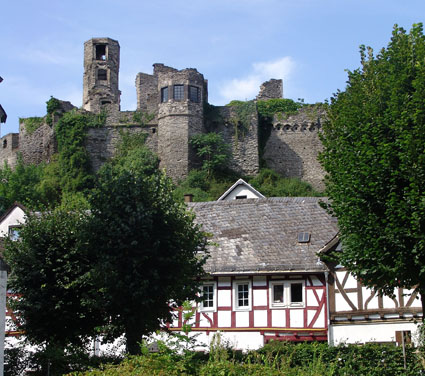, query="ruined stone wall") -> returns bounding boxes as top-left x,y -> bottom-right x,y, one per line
256,79 -> 283,100
207,106 -> 259,176
18,121 -> 56,165
86,124 -> 158,172
0,133 -> 19,167
135,73 -> 158,115
262,107 -> 326,191
83,38 -> 121,113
